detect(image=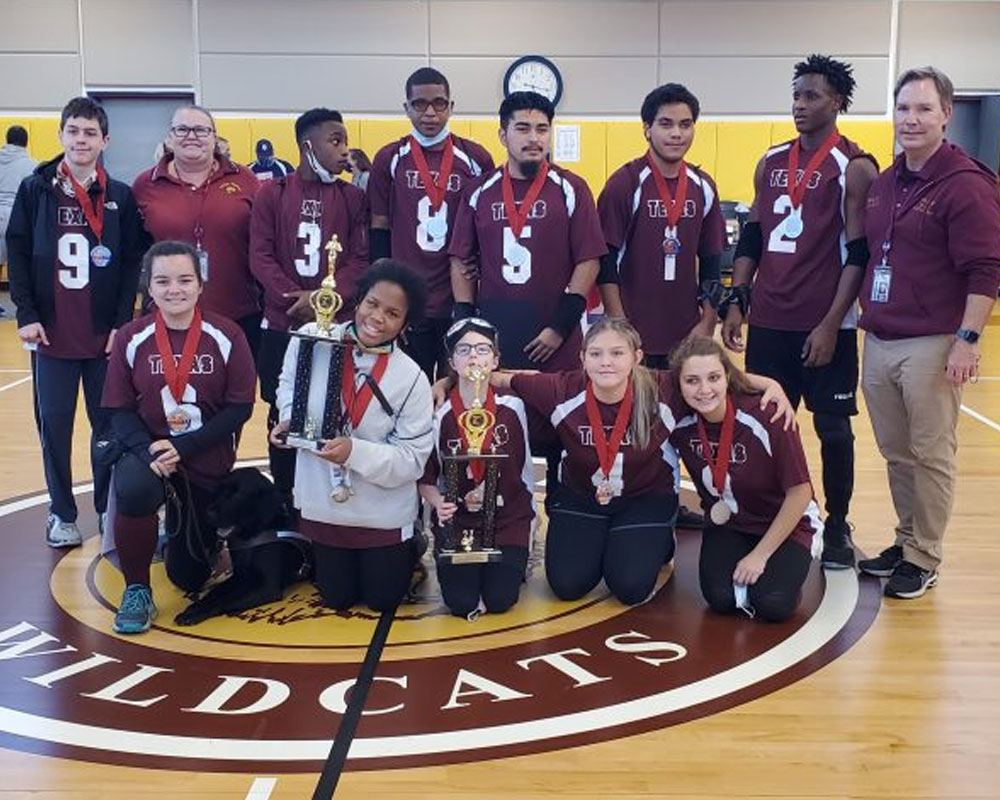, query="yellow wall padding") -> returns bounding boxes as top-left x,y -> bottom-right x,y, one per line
715,122 -> 775,203
0,117 -> 63,163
